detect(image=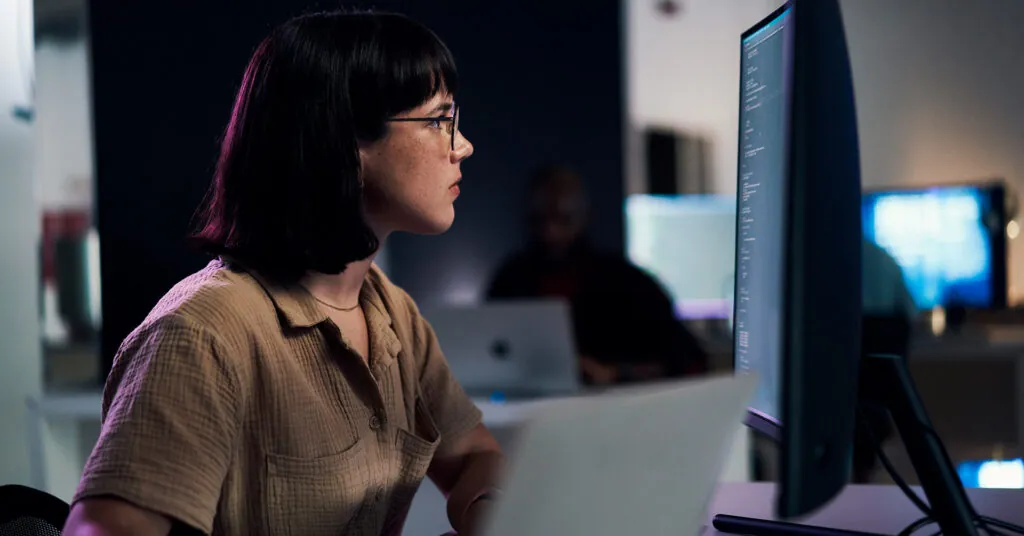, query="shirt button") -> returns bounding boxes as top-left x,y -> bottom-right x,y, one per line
369,414 -> 383,430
